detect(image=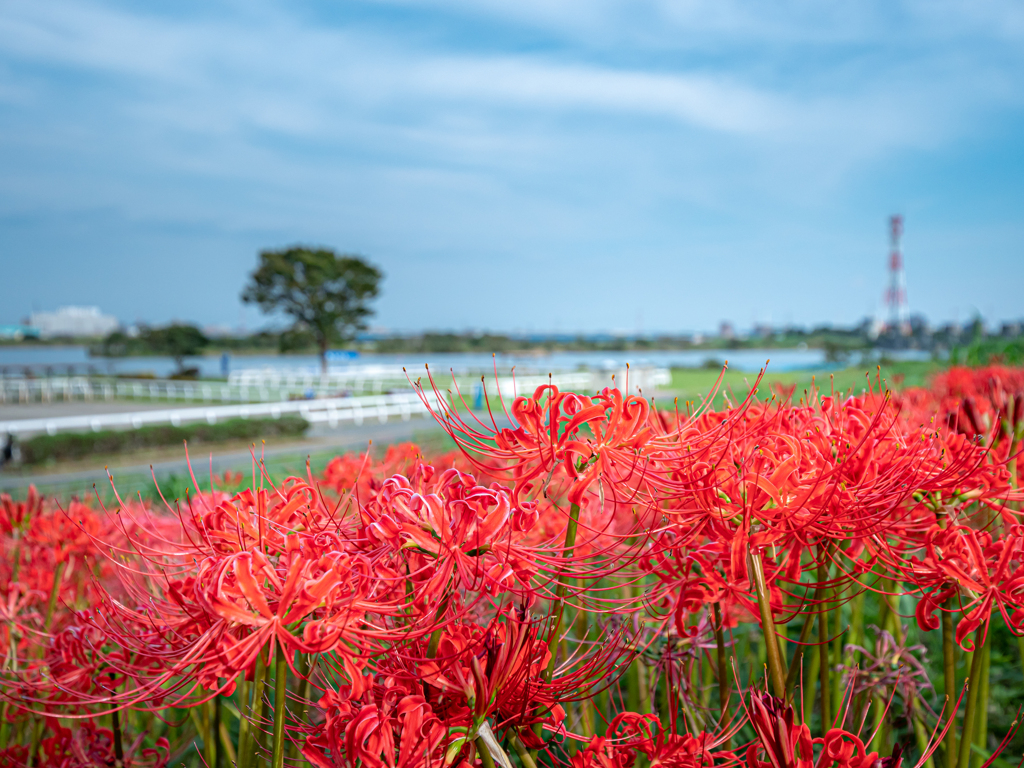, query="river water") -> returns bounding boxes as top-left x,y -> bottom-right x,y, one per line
0,345 -> 932,378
